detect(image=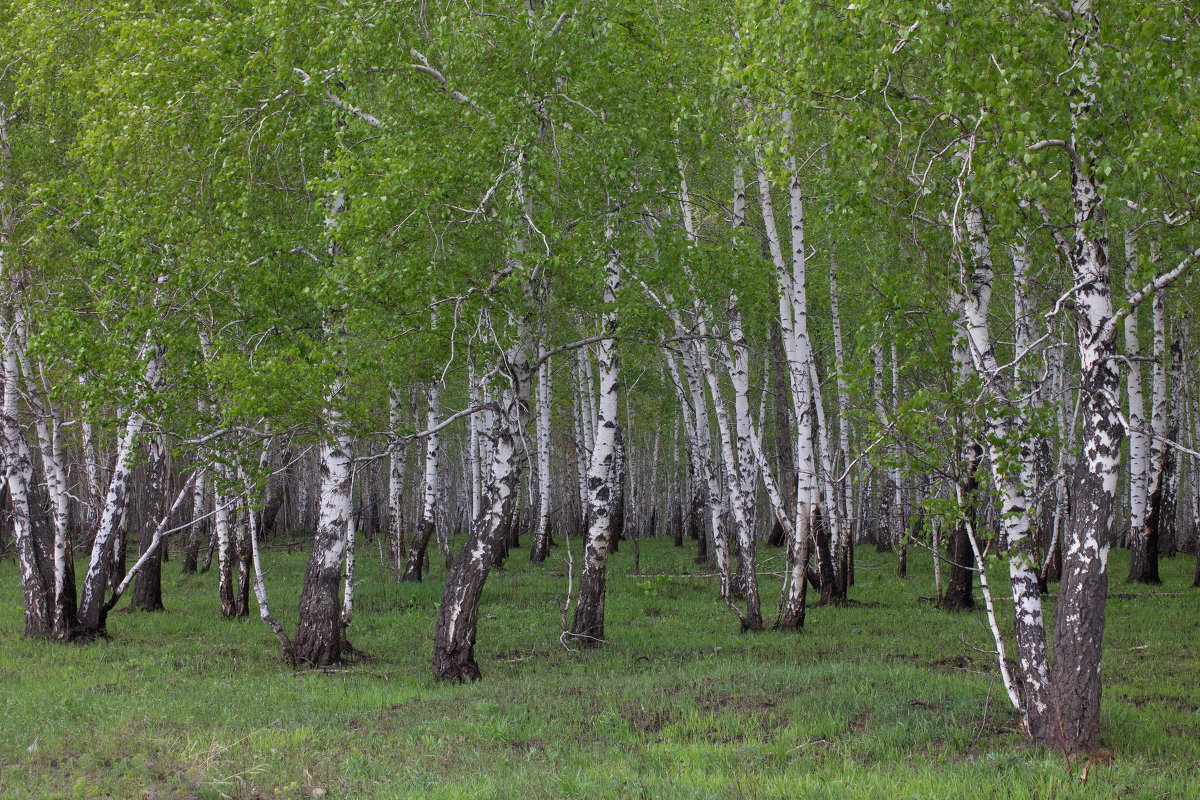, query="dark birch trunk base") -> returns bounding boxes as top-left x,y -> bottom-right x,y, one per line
130,528 -> 164,612
181,521 -> 206,574
432,504 -> 507,681
939,520 -> 975,611
529,530 -> 550,565
219,535 -> 237,618
776,527 -> 812,631
570,568 -> 606,646
293,559 -> 343,668
1129,484 -> 1162,585
1049,404 -> 1115,753
401,518 -> 435,582
814,510 -> 837,607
